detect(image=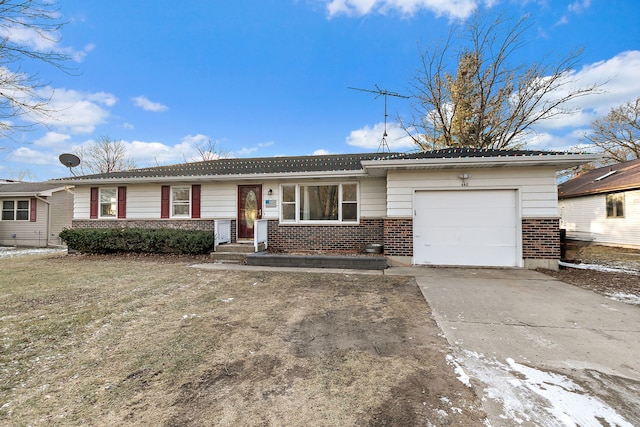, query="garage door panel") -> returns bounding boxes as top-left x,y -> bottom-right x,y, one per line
414,190 -> 518,267
422,226 -> 517,246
